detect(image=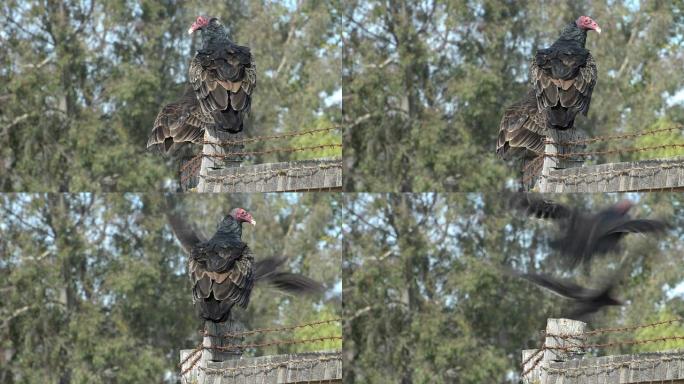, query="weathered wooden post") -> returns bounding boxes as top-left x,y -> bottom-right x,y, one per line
197,127 -> 245,192
179,319 -> 245,384
521,318 -> 586,384
539,129 -> 587,192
